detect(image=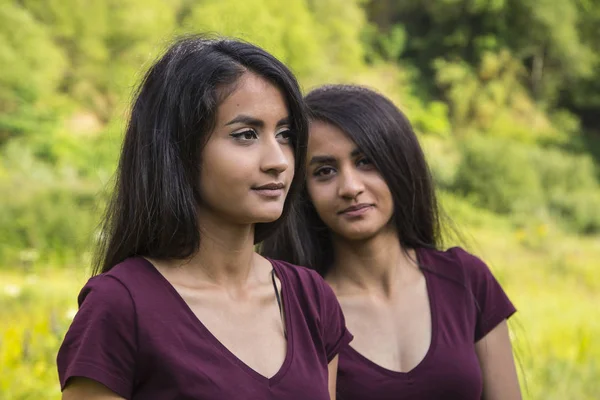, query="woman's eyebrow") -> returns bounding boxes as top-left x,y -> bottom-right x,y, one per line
309,155 -> 336,165
225,115 -> 290,128
276,116 -> 290,127
225,114 -> 264,127
350,148 -> 362,157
